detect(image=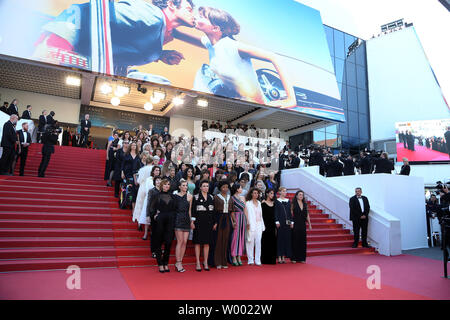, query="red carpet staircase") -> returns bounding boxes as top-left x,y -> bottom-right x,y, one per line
0,144 -> 373,272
